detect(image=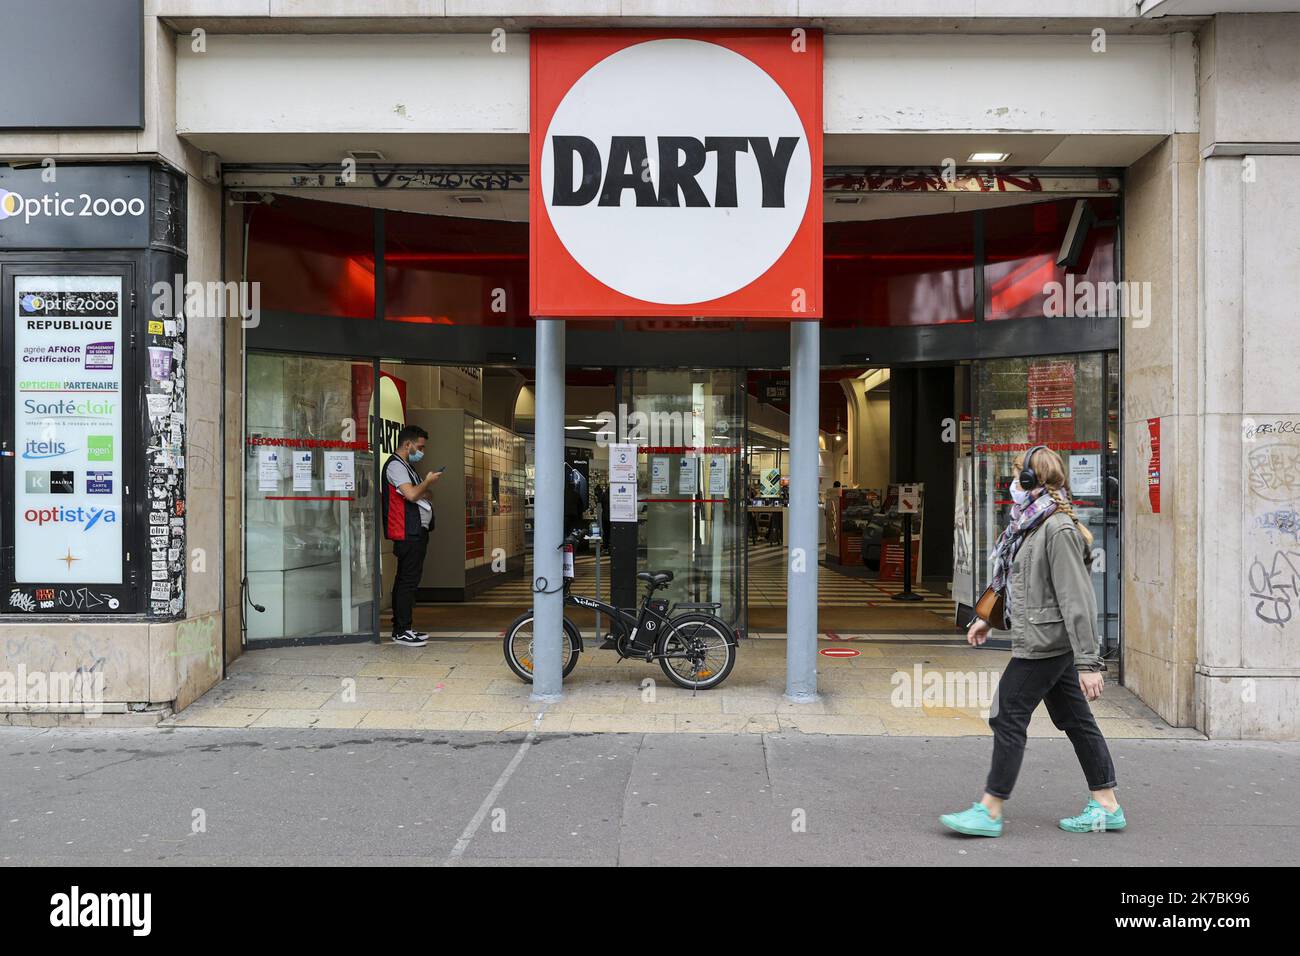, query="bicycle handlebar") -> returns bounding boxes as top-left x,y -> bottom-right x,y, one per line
557,529 -> 588,550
